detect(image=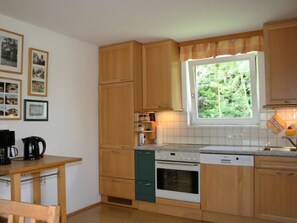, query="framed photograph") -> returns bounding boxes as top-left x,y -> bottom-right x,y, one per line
0,29 -> 24,74
0,77 -> 22,120
28,48 -> 49,96
24,99 -> 48,121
